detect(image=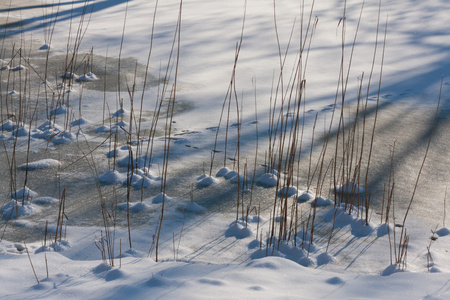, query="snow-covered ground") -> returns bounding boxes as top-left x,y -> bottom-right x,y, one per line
0,0 -> 450,299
